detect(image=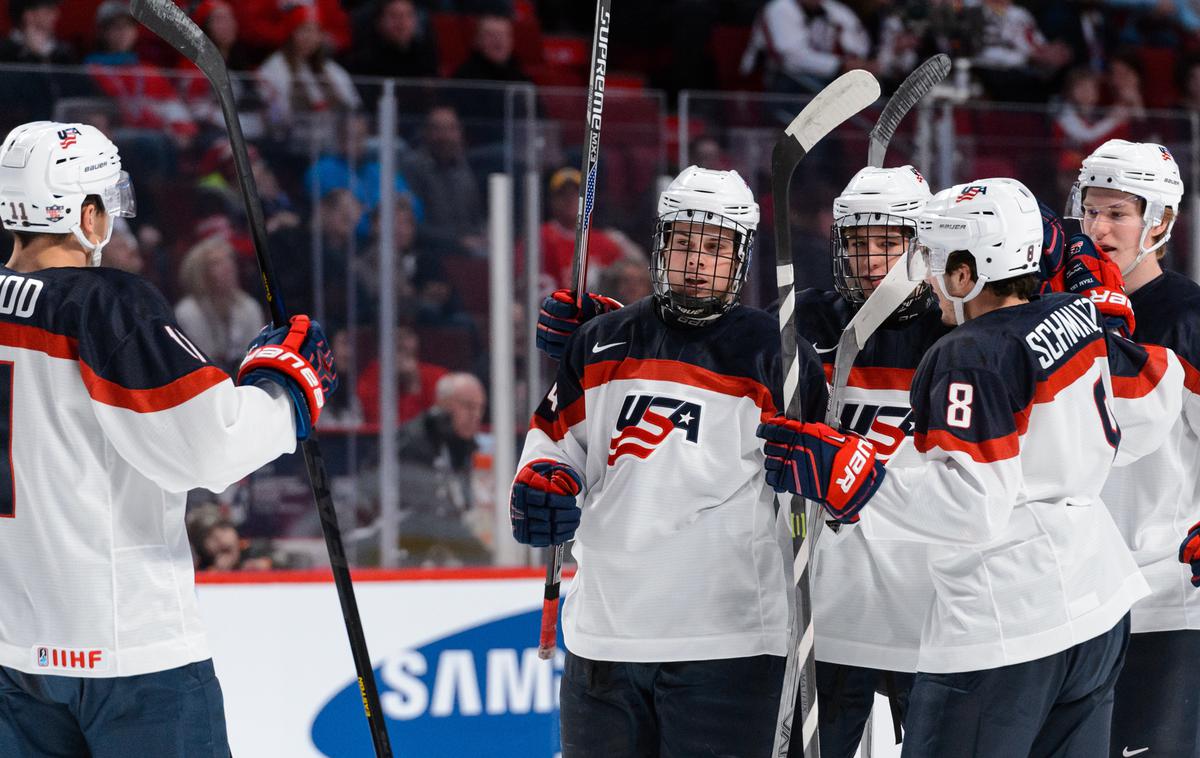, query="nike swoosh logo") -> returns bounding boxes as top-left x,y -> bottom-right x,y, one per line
814,344 -> 838,354
592,341 -> 626,353
1123,748 -> 1150,756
